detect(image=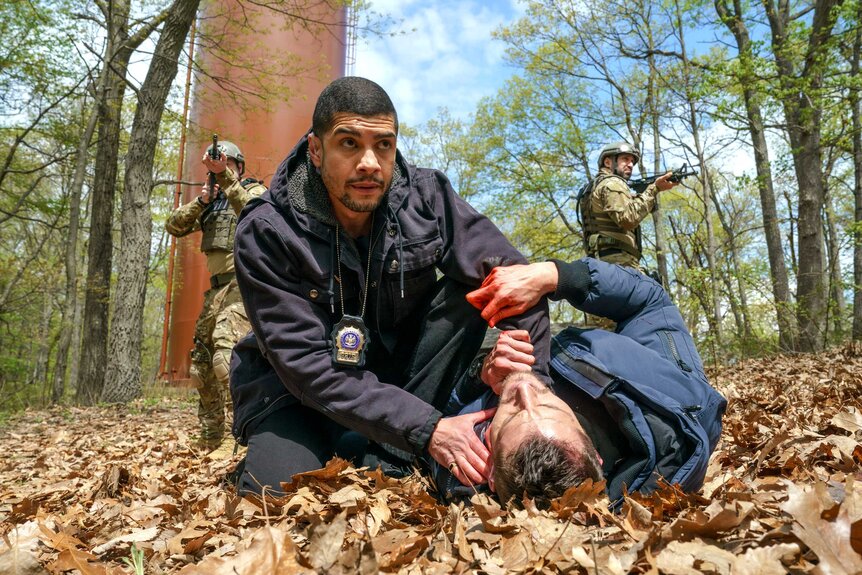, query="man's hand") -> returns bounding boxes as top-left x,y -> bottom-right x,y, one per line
466,262 -> 558,327
427,407 -> 497,487
655,171 -> 679,192
202,151 -> 228,174
199,183 -> 219,205
481,330 -> 534,395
